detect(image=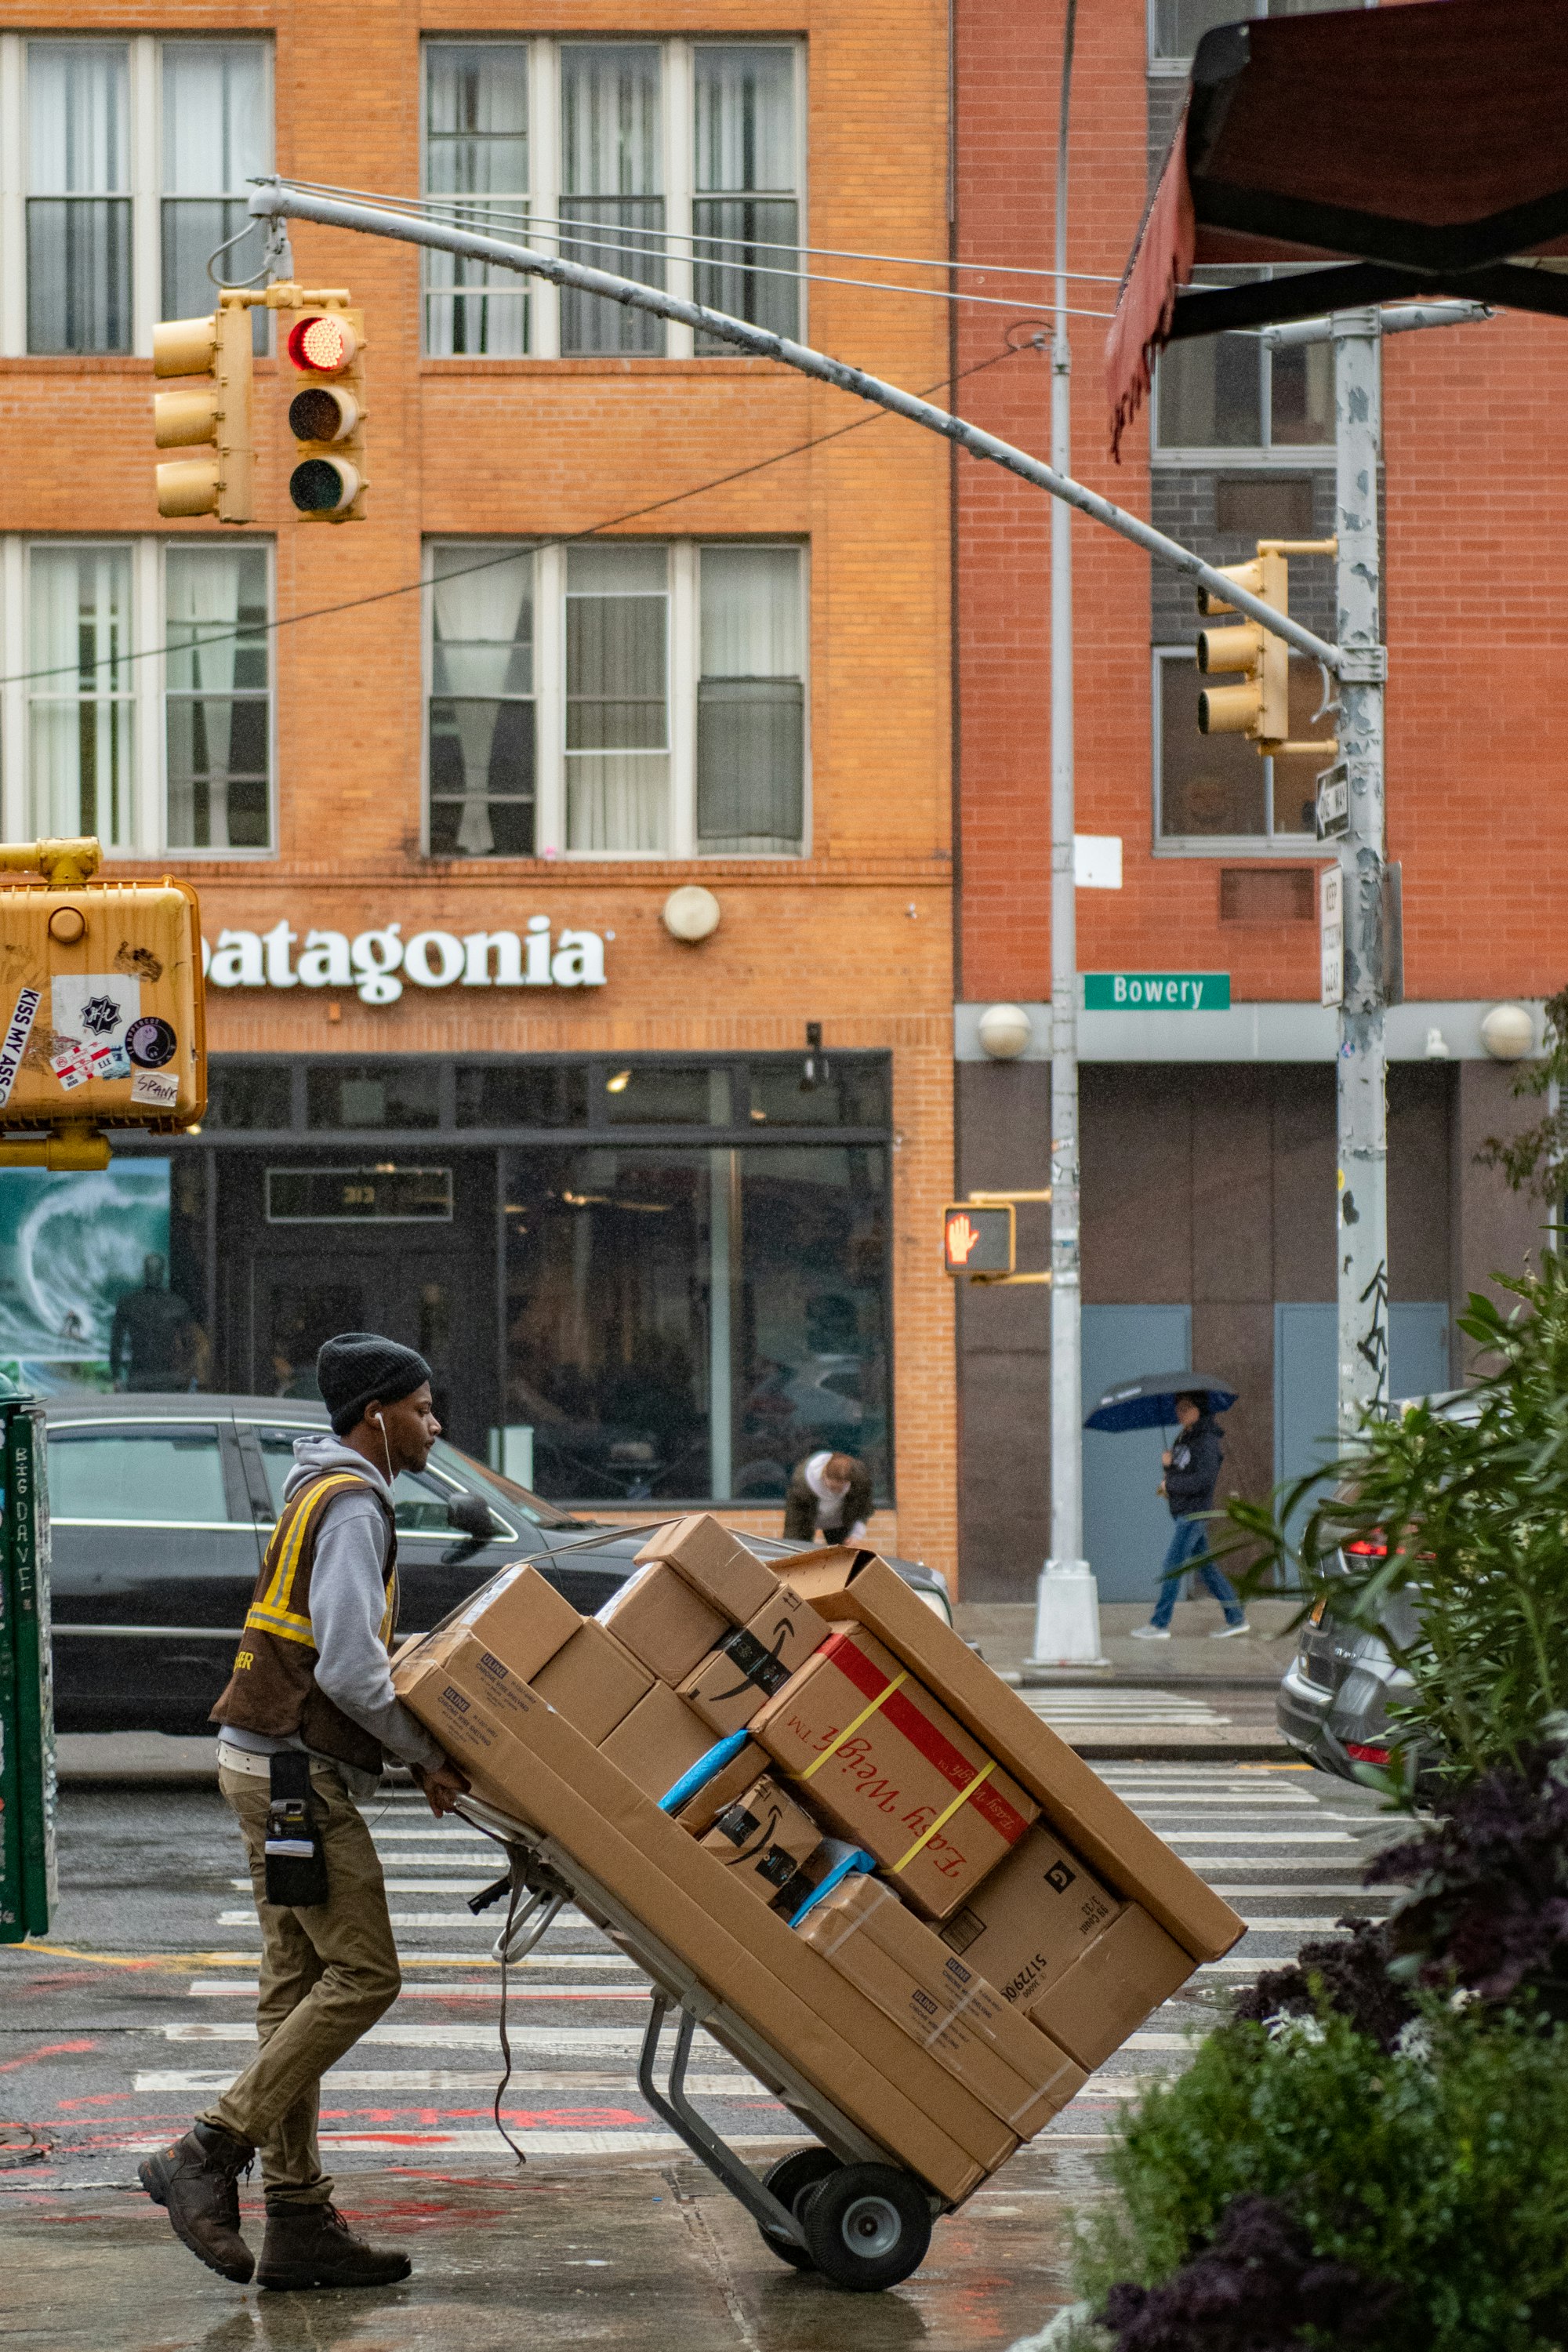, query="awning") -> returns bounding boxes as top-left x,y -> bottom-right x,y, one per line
1107,0 -> 1568,456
